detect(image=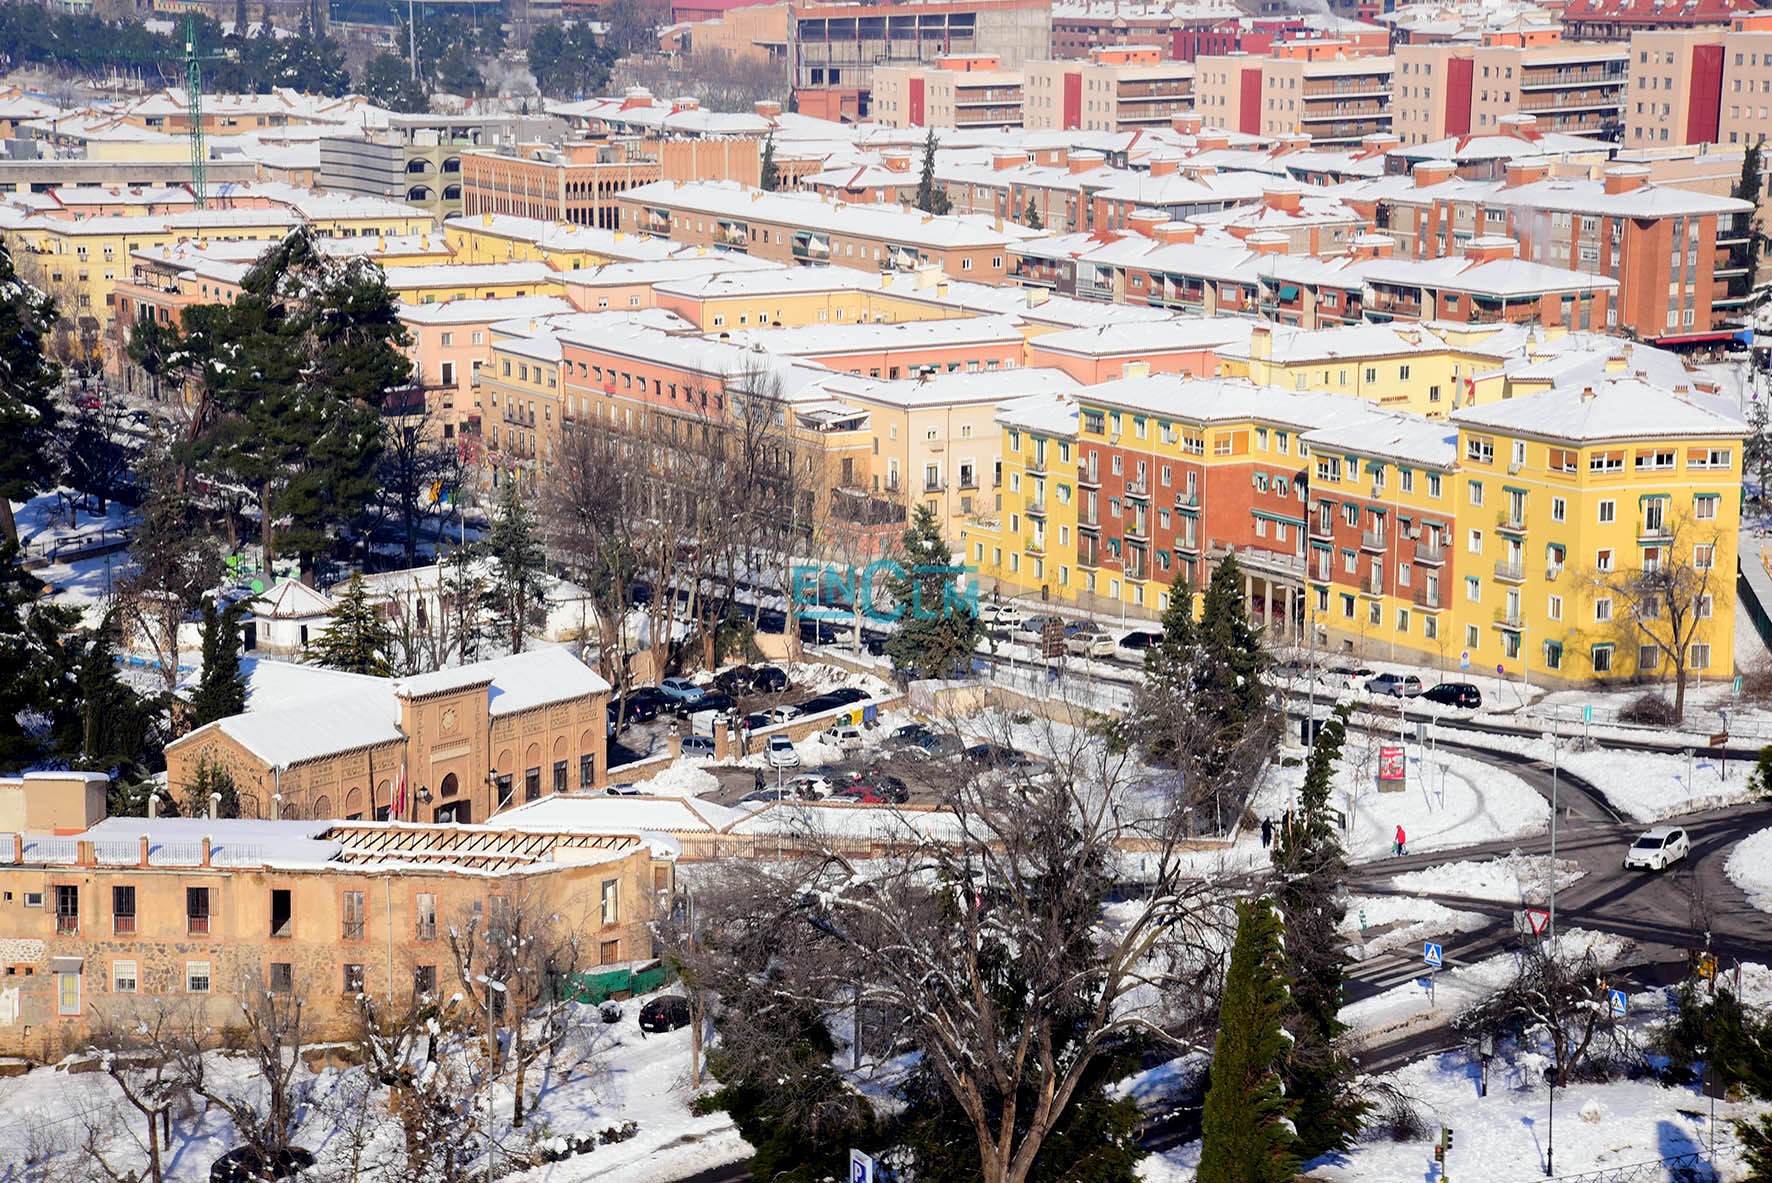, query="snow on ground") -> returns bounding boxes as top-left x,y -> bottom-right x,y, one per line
1248,742 -> 1549,863
1341,894 -> 1490,957
630,763 -> 722,798
1726,827 -> 1772,913
1390,850 -> 1586,904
